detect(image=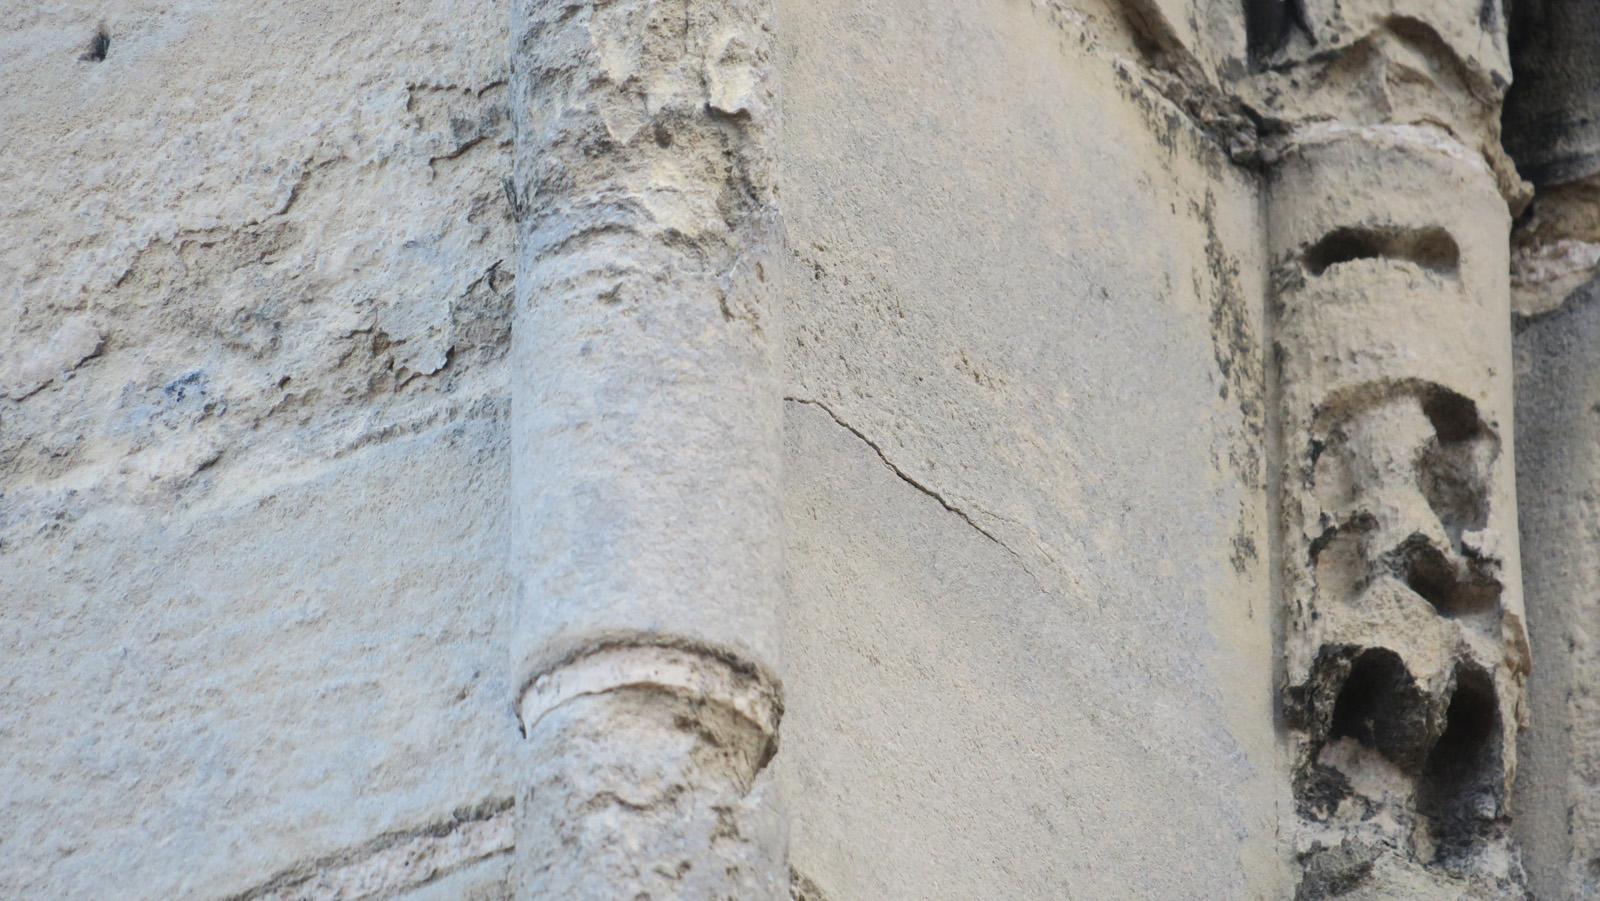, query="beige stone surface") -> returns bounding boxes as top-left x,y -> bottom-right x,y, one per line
0,1 -> 1582,899
776,1 -> 1283,896
0,2 -> 516,899
1,2 -> 513,534
505,0 -> 790,893
1,421 -> 518,901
